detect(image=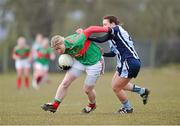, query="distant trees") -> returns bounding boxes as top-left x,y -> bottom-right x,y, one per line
2,0 -> 180,39
0,0 -> 180,72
